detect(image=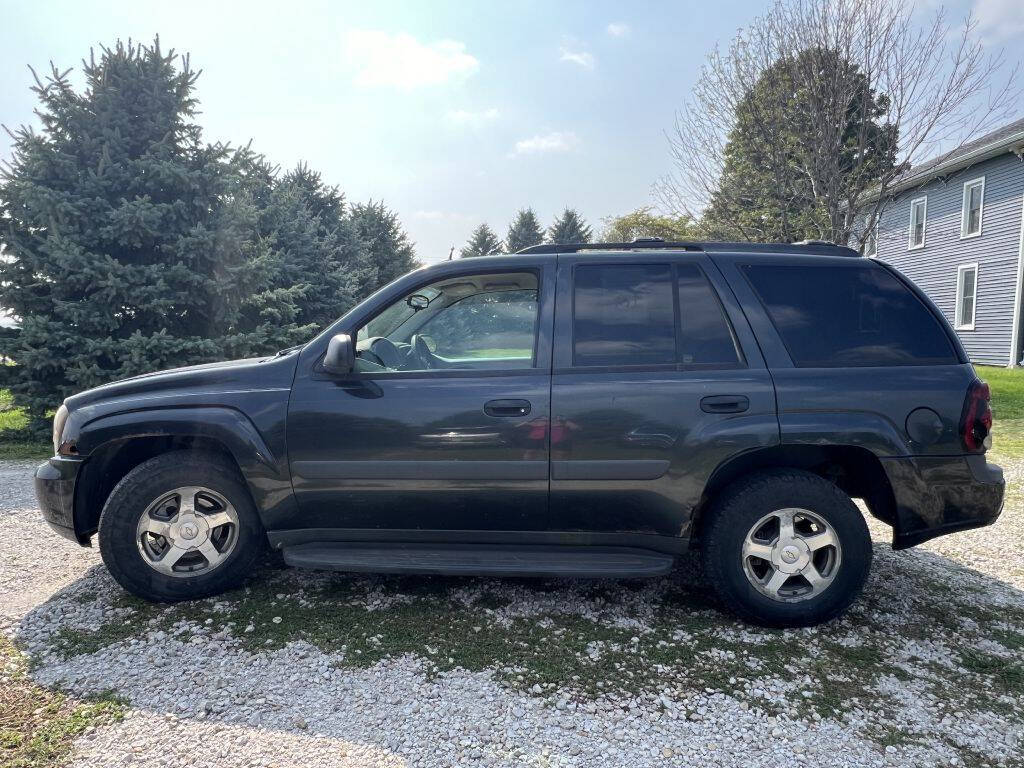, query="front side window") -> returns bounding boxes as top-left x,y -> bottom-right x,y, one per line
961,178 -> 984,238
744,264 -> 958,367
355,271 -> 538,372
955,264 -> 978,331
909,197 -> 927,249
